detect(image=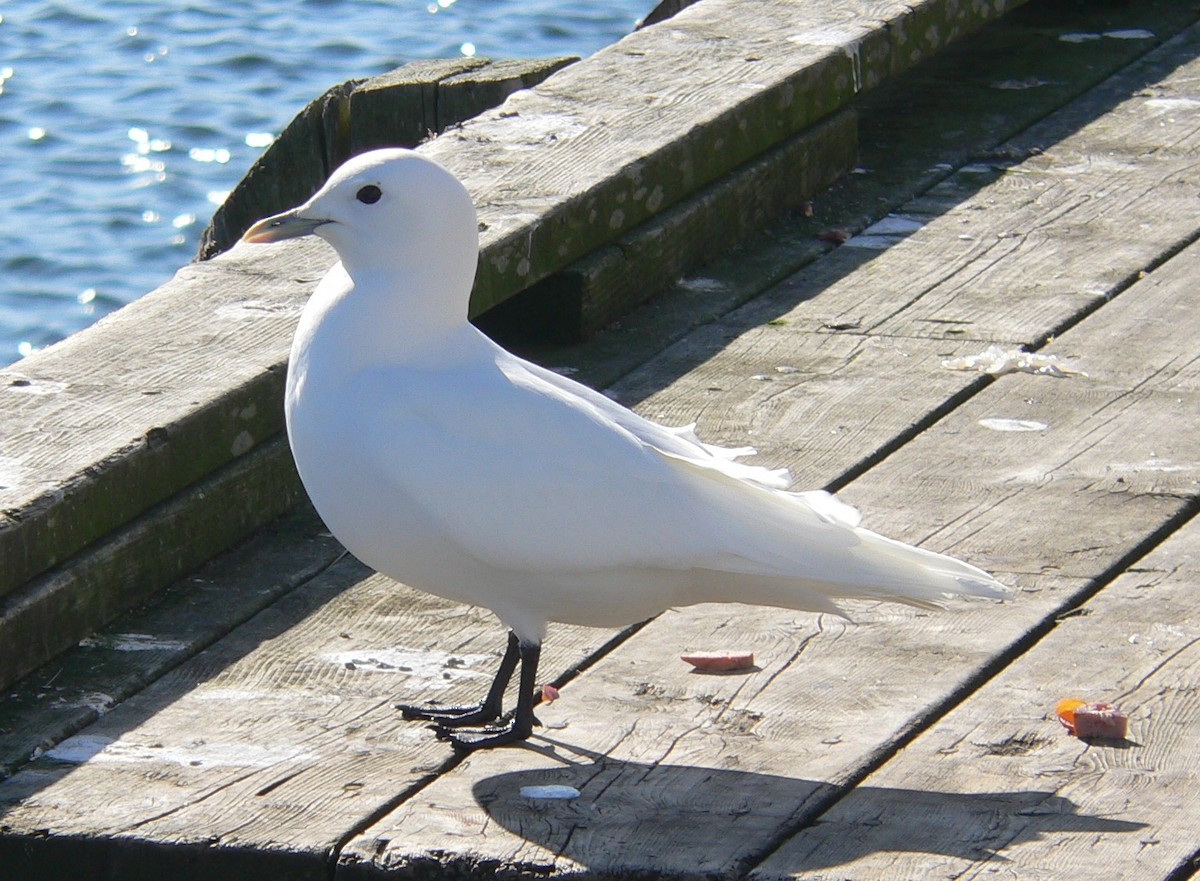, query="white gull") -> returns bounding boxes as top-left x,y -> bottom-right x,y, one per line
243,148 -> 1006,750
